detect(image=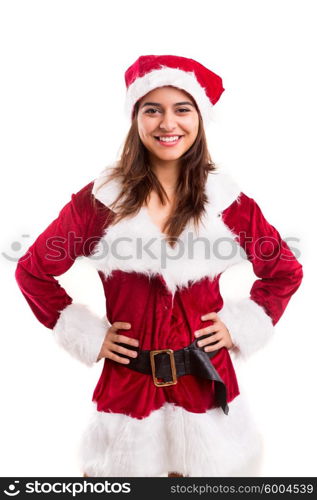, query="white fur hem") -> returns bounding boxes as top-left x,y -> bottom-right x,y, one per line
77,396 -> 263,477
218,298 -> 274,360
53,303 -> 109,366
